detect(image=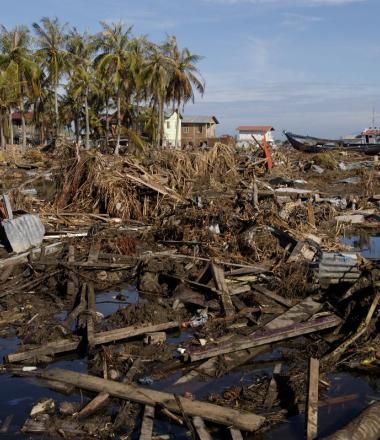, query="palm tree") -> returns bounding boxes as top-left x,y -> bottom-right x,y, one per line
95,21 -> 133,155
0,25 -> 40,146
0,64 -> 18,146
66,29 -> 96,149
33,17 -> 68,136
165,36 -> 205,148
144,44 -> 174,147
